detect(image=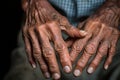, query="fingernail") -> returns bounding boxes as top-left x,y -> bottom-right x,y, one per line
32,64 -> 36,68
80,30 -> 87,35
63,66 -> 71,73
52,73 -> 60,80
87,67 -> 94,74
73,69 -> 81,77
105,65 -> 108,70
44,72 -> 50,78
